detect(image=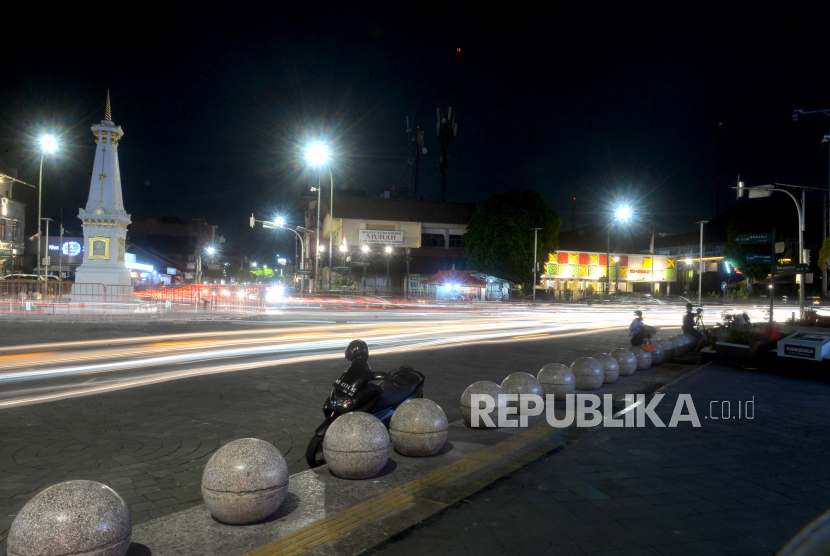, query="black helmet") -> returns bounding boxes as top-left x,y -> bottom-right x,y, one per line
345,339 -> 369,362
